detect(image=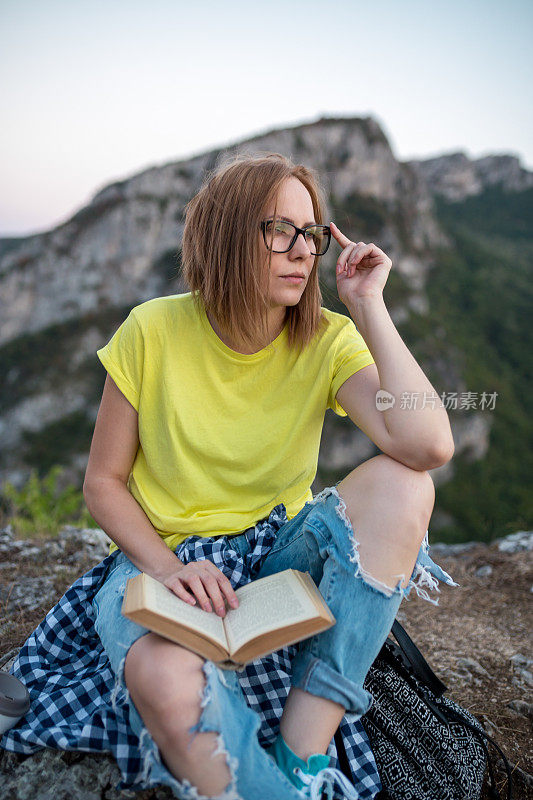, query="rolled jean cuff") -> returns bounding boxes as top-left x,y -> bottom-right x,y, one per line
290,652 -> 374,718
